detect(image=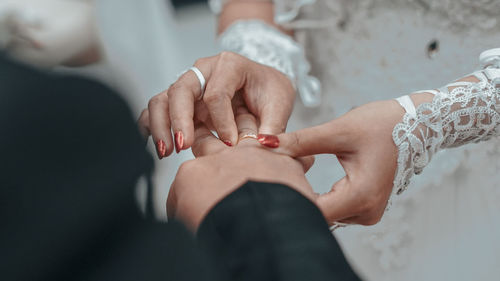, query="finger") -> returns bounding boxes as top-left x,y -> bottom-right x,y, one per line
315,177 -> 361,223
294,156 -> 315,173
258,119 -> 351,157
137,108 -> 151,139
166,182 -> 177,220
258,98 -> 293,135
296,156 -> 315,173
148,91 -> 174,159
202,55 -> 244,146
235,106 -> 259,145
191,123 -> 226,157
168,66 -> 211,153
